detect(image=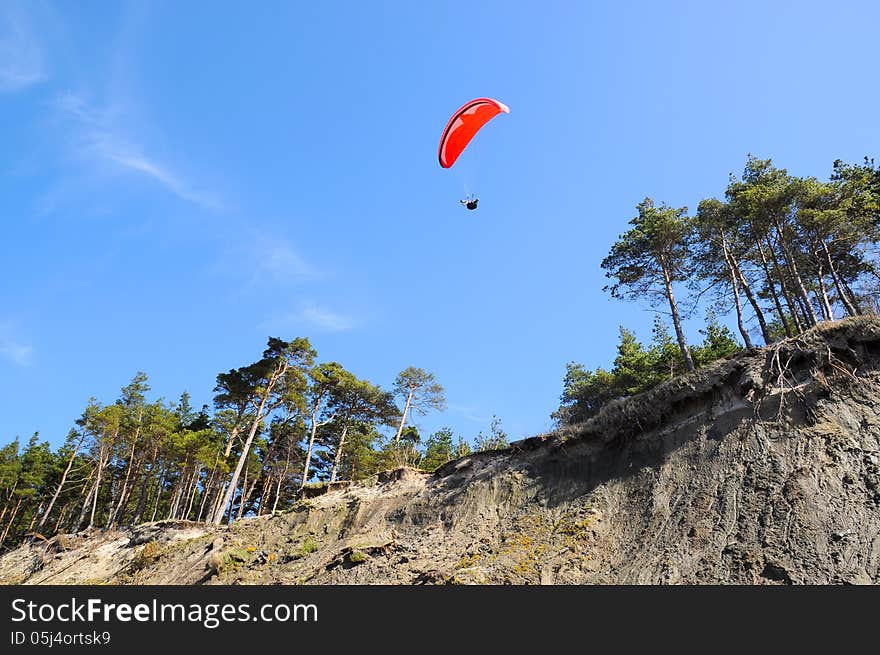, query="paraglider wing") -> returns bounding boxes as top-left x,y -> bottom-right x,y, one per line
438,97 -> 509,169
